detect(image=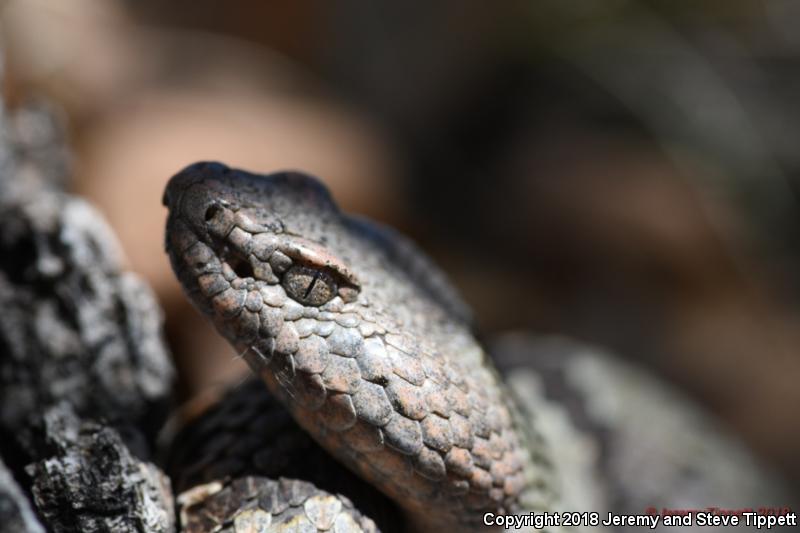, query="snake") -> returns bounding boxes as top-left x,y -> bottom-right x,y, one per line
163,162 -> 791,532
